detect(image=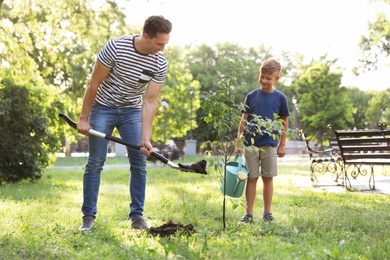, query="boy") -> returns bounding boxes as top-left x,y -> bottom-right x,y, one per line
235,58 -> 289,223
